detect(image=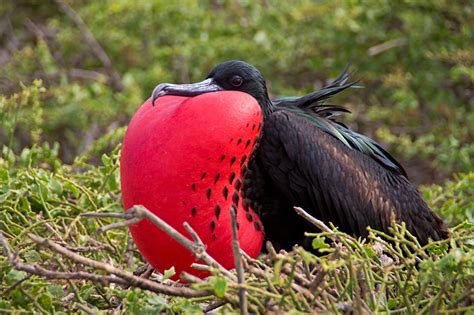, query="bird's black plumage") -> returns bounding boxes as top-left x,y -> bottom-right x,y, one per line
151,60 -> 448,250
